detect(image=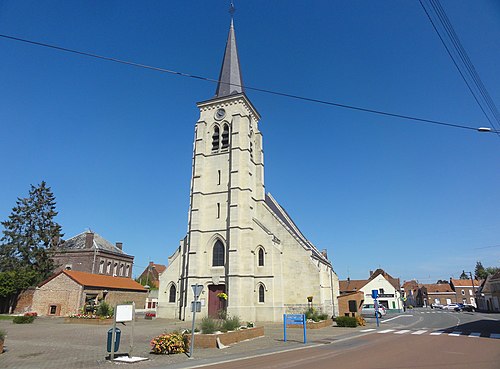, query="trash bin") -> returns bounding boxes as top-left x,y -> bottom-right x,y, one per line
107,328 -> 121,353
